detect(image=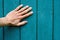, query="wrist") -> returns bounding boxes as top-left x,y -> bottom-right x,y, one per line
1,17 -> 11,26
